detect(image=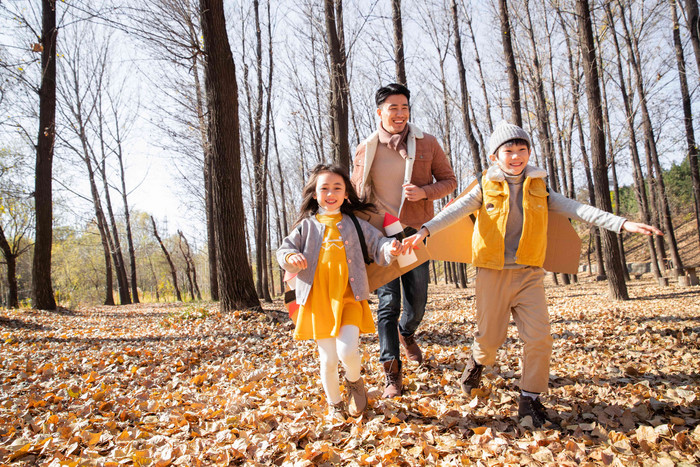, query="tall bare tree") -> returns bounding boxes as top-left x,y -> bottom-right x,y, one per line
151,216 -> 182,302
200,0 -> 261,311
604,3 -> 662,278
618,0 -> 684,274
523,0 -> 558,191
32,0 -> 58,310
671,0 -> 700,247
576,0 -> 628,300
450,0 -> 482,173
